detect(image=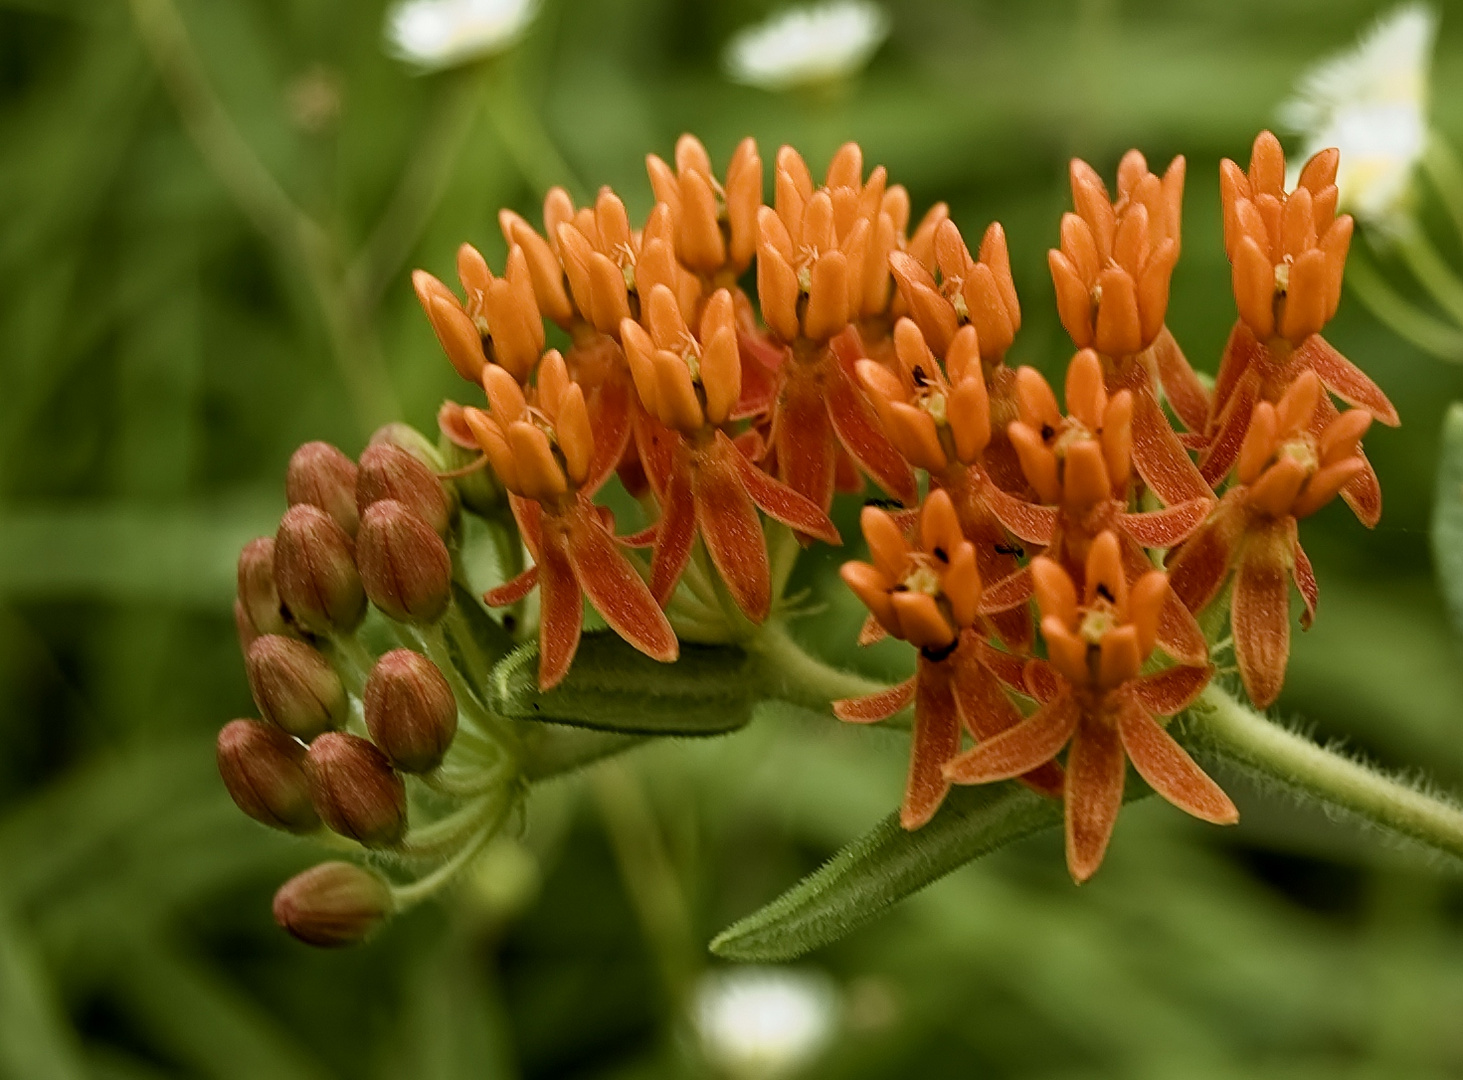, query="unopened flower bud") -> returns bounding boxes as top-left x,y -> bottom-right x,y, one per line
237,537 -> 290,641
369,422 -> 444,468
217,719 -> 319,833
306,732 -> 407,847
273,505 -> 366,634
356,442 -> 453,536
364,649 -> 457,773
286,441 -> 360,536
246,634 -> 347,740
272,861 -> 394,947
356,500 -> 452,624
